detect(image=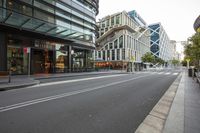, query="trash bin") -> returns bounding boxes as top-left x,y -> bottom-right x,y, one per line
188,68 -> 193,77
